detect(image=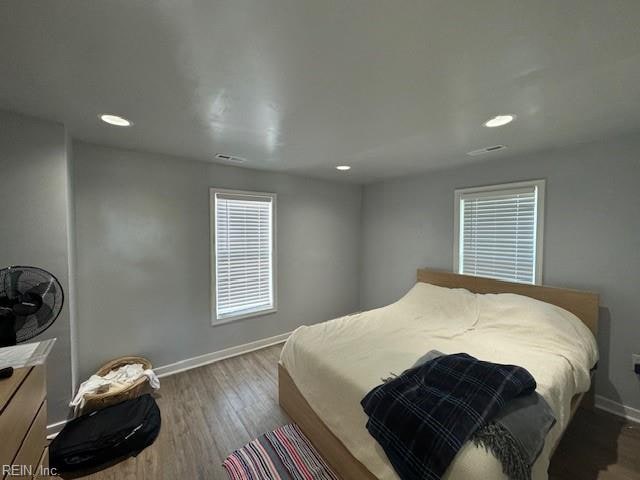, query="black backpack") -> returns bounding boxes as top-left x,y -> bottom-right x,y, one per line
50,394 -> 161,475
